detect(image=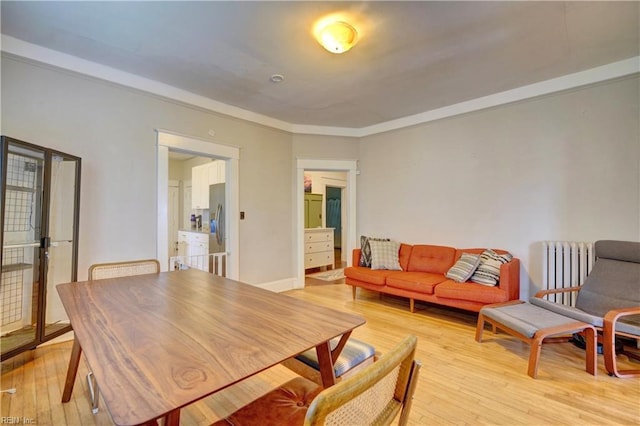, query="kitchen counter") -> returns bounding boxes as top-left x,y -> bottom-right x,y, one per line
179,228 -> 210,235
